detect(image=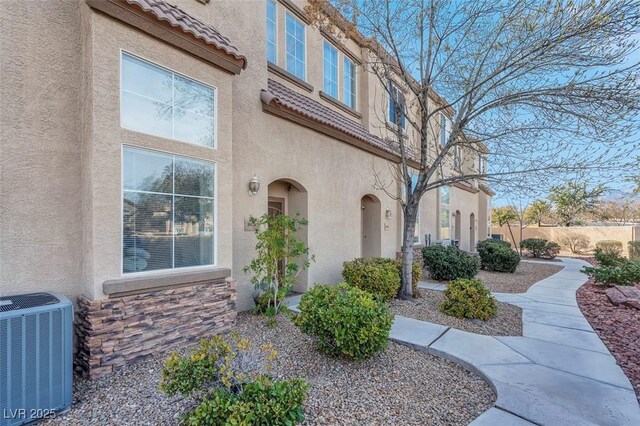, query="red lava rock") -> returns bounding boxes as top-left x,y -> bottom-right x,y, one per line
577,257 -> 640,402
